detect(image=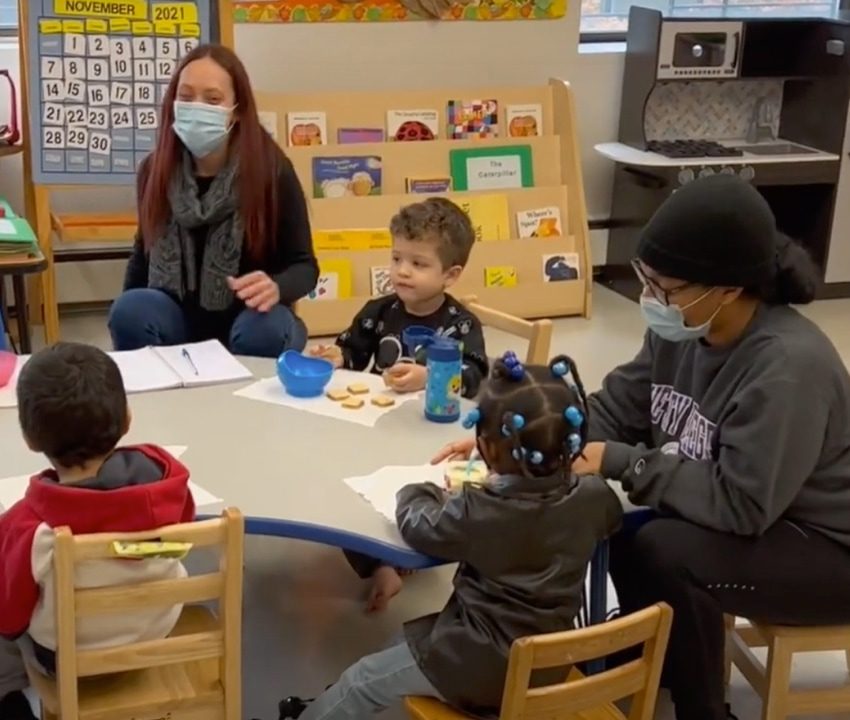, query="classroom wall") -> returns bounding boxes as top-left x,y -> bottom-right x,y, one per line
0,3 -> 625,304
